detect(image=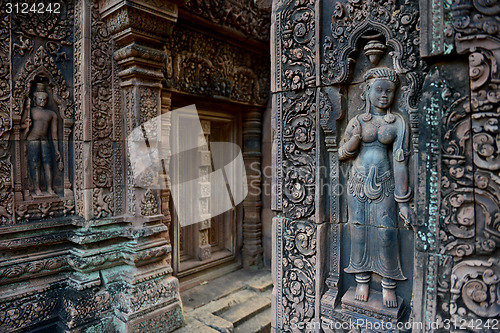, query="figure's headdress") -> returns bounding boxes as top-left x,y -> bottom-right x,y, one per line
362,67 -> 399,123
363,67 -> 400,85
34,83 -> 48,97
